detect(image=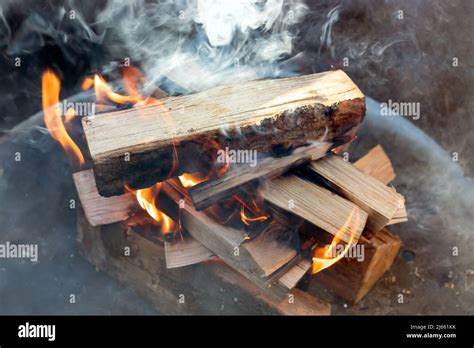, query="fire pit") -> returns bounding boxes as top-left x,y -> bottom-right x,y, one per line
0,0 -> 472,319
2,87 -> 472,315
